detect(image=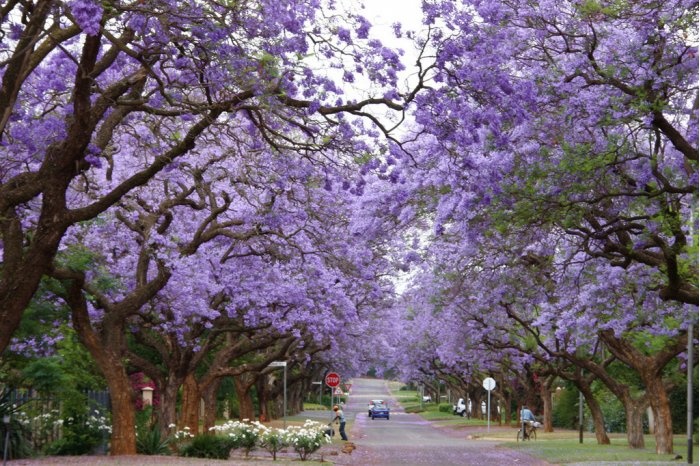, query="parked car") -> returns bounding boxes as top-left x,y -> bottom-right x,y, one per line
370,402 -> 390,420
453,398 -> 469,417
422,395 -> 432,402
368,399 -> 385,416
